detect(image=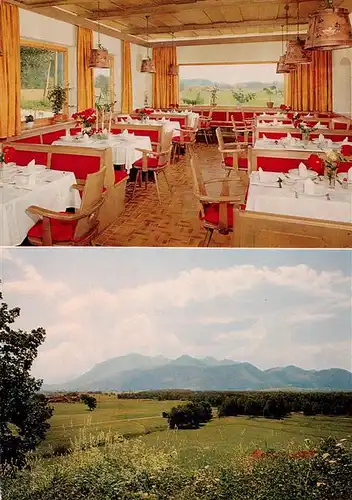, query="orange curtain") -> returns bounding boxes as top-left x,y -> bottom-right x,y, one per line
77,27 -> 94,110
0,2 -> 21,138
287,51 -> 332,112
152,46 -> 179,108
121,41 -> 133,113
